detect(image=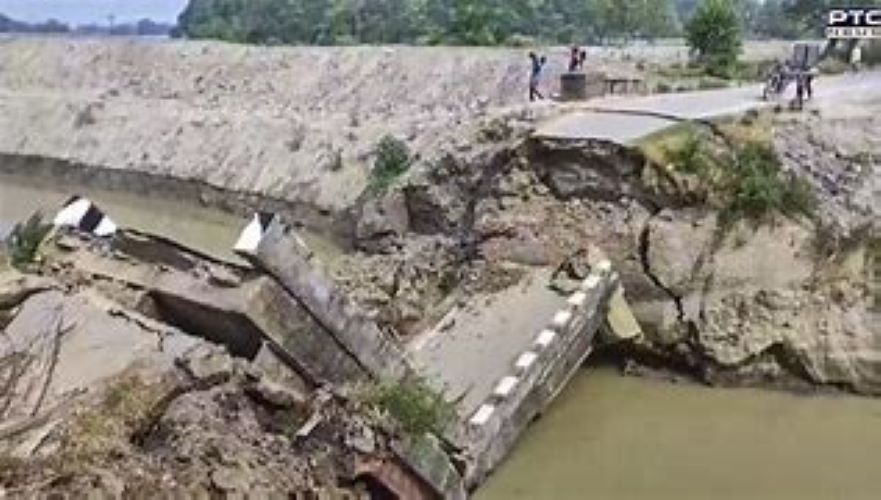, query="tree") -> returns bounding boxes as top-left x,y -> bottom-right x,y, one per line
176,0 -> 683,46
686,0 -> 742,77
750,0 -> 800,39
